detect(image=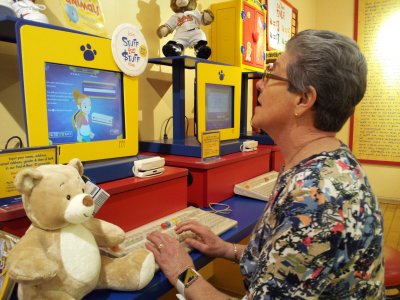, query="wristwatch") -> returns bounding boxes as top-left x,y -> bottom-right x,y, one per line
176,267 -> 201,297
